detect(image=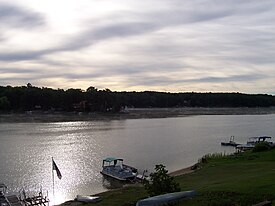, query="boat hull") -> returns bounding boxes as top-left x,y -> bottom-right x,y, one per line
100,171 -> 130,181
101,165 -> 137,182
